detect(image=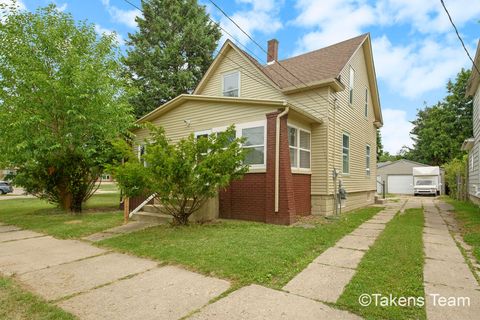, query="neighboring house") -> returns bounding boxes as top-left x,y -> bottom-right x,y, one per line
462,41 -> 480,203
376,159 -> 445,195
133,34 -> 383,225
0,169 -> 15,181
